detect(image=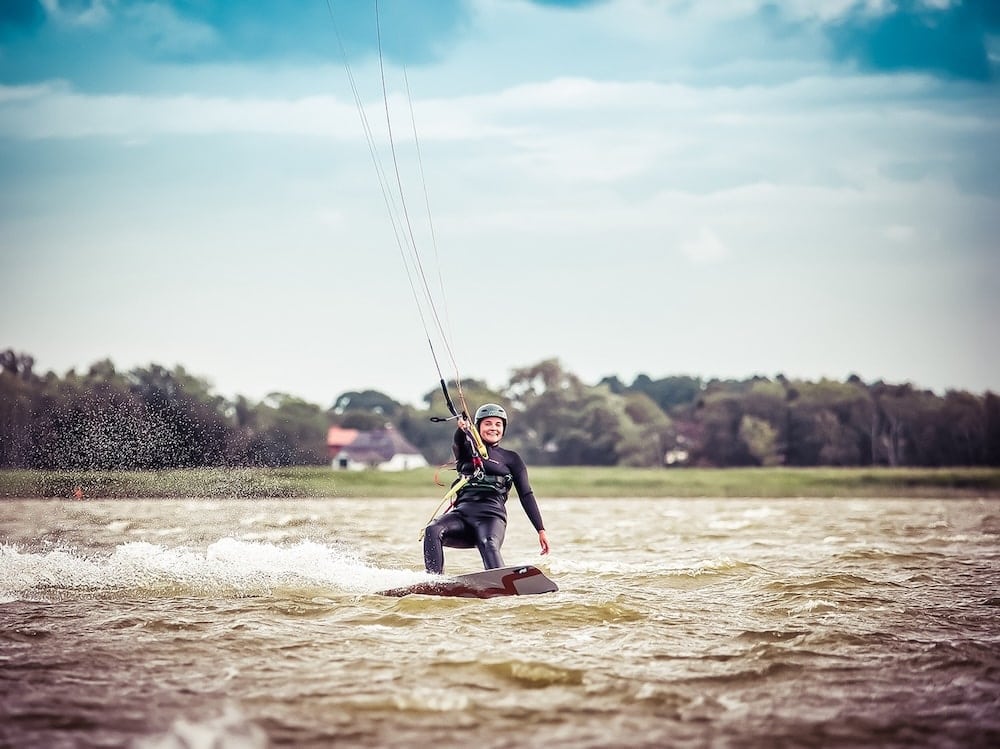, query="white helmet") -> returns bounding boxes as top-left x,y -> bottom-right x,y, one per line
474,403 -> 507,429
